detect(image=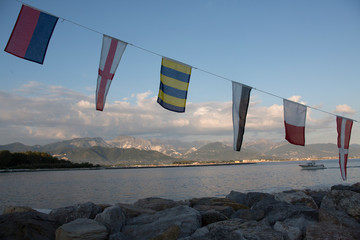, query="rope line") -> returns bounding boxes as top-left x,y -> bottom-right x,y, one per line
12,0 -> 358,123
